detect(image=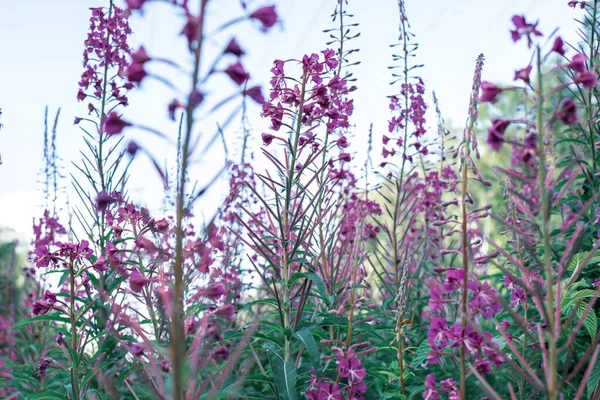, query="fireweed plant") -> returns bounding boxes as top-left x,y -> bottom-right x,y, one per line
3,0 -> 600,399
